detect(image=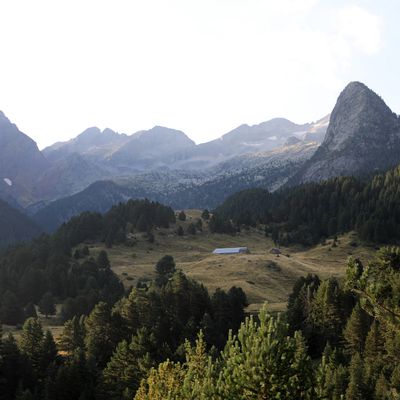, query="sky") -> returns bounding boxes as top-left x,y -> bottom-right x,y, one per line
0,0 -> 399,149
